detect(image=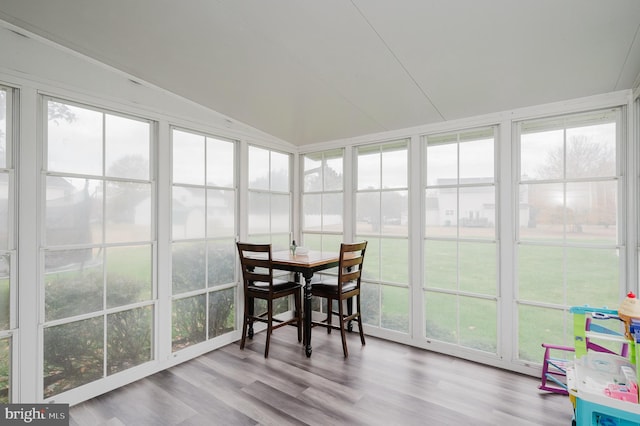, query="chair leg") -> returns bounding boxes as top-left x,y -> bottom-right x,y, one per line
338,297 -> 348,357
265,299 -> 273,358
347,296 -> 353,332
356,294 -> 365,346
326,297 -> 332,334
240,295 -> 250,350
247,296 -> 255,339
